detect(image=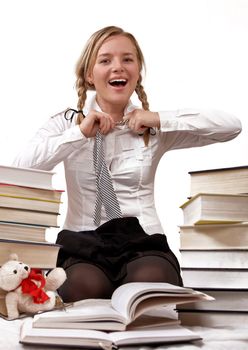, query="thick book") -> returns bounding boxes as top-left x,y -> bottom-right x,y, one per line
189,165 -> 248,196
182,268 -> 248,289
0,194 -> 62,213
0,239 -> 61,269
0,165 -> 55,190
0,183 -> 63,202
33,302 -> 180,332
177,289 -> 248,312
179,223 -> 248,249
180,193 -> 248,225
32,282 -> 213,331
0,298 -> 7,318
20,321 -> 202,349
180,249 -> 248,269
0,222 -> 47,242
0,207 -> 59,227
178,309 -> 248,327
